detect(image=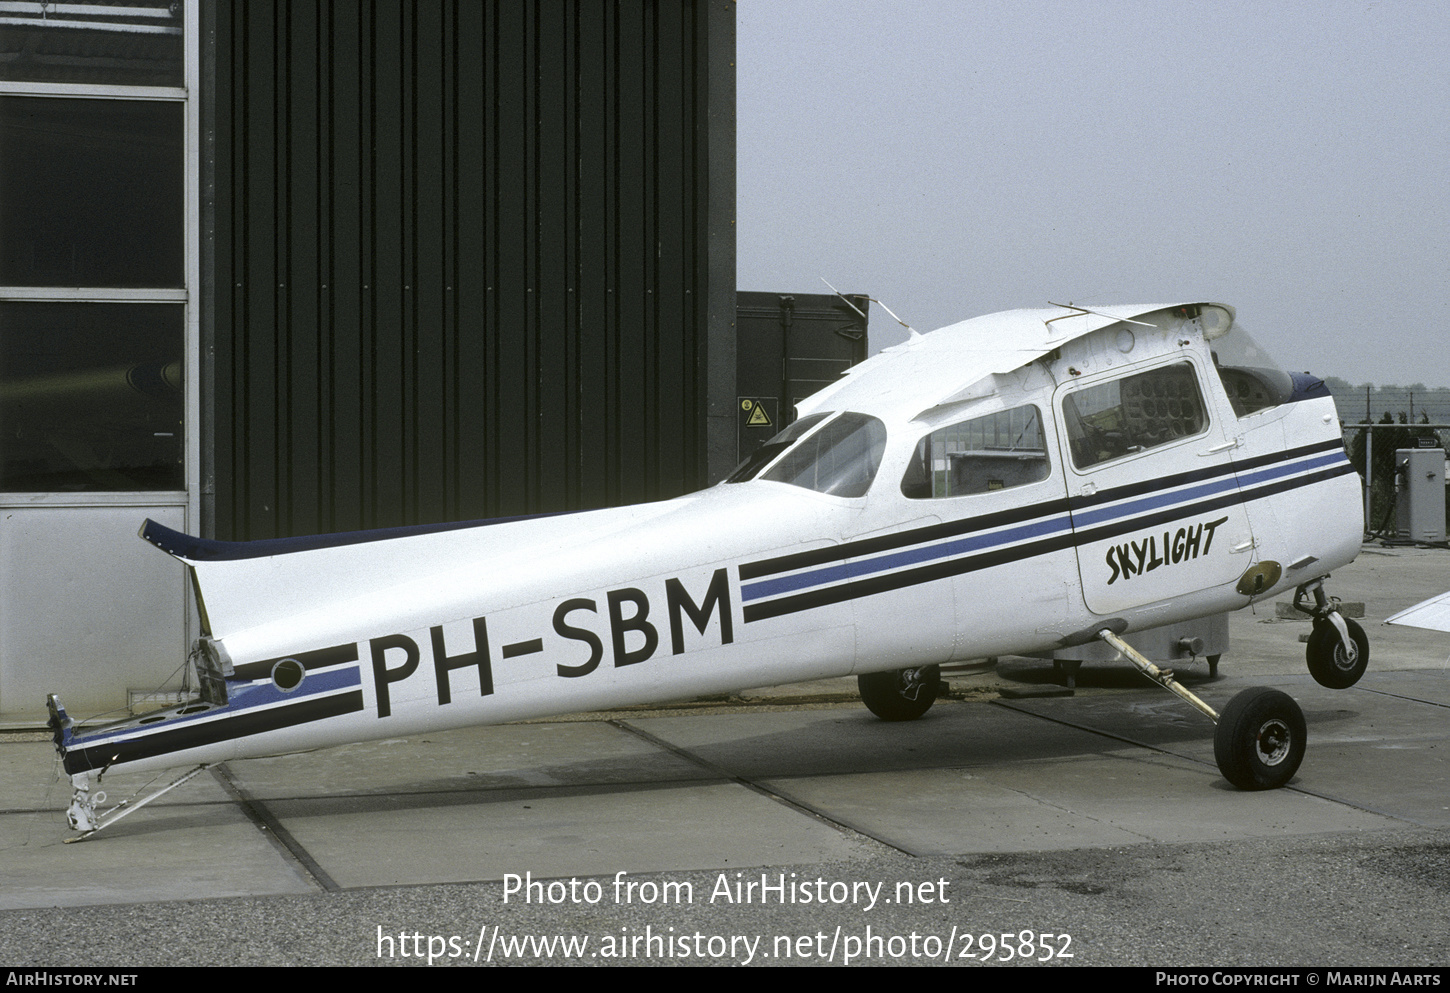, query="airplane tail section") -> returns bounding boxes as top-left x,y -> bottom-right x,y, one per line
136,504 -> 661,640
46,693 -> 76,752
138,515 -> 567,639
